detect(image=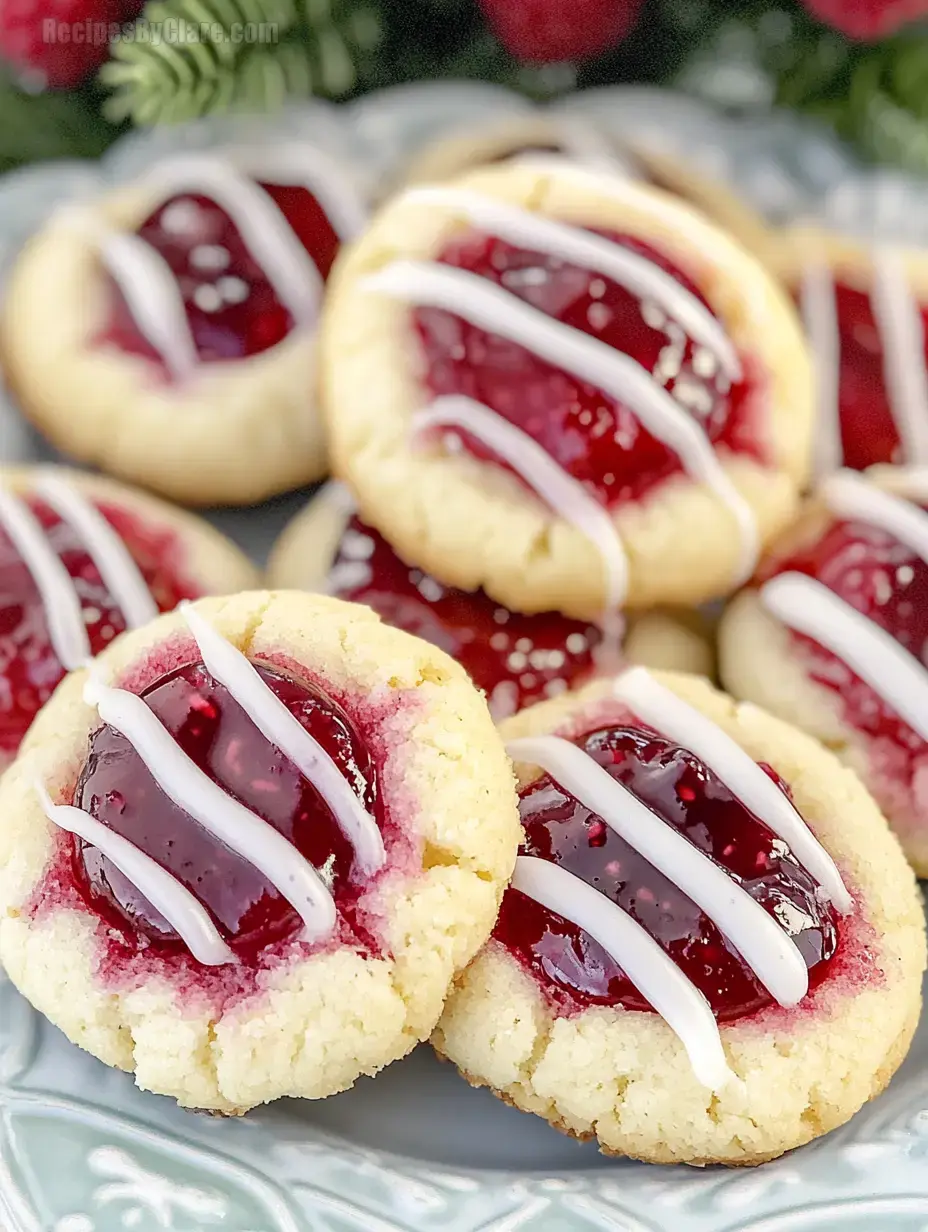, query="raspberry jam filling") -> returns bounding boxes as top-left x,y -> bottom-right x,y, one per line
414,229 -> 760,505
0,499 -> 194,758
829,282 -> 924,470
328,514 -> 601,717
494,724 -> 839,1021
71,660 -> 381,963
761,512 -> 928,750
103,184 -> 340,365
